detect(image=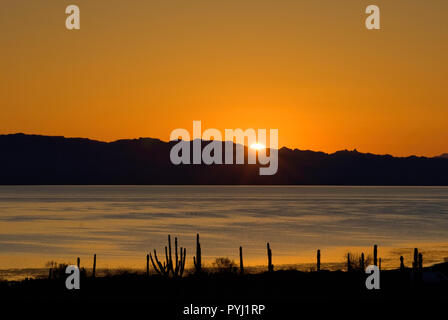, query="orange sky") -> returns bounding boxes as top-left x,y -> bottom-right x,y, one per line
0,0 -> 447,156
